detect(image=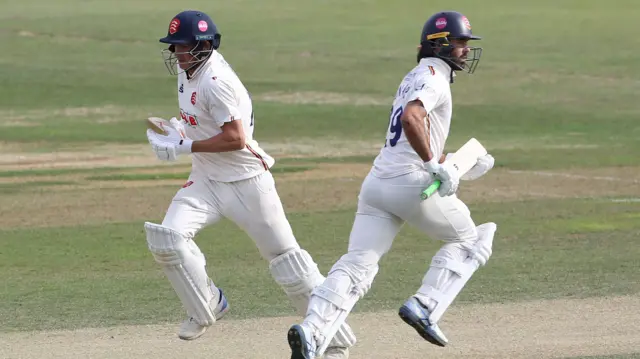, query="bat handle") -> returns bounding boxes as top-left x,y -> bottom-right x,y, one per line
421,180 -> 441,200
